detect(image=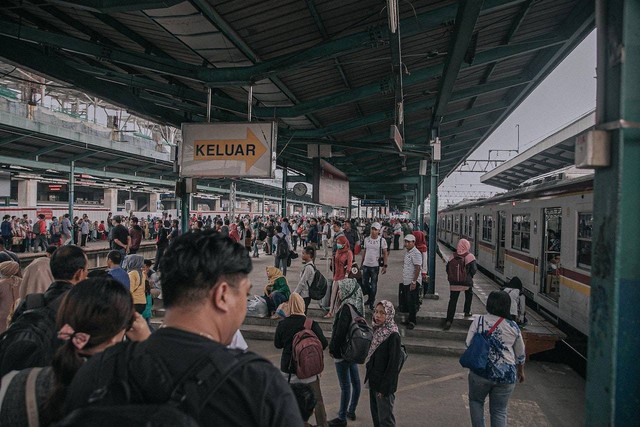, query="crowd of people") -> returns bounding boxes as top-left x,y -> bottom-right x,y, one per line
0,209 -> 527,426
